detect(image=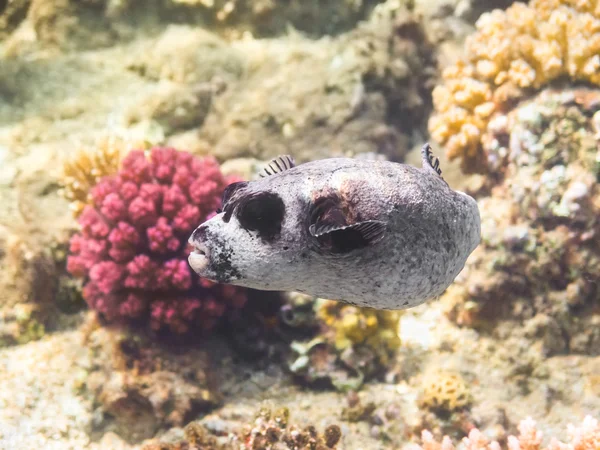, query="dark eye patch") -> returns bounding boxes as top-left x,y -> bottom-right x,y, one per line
236,192 -> 285,241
